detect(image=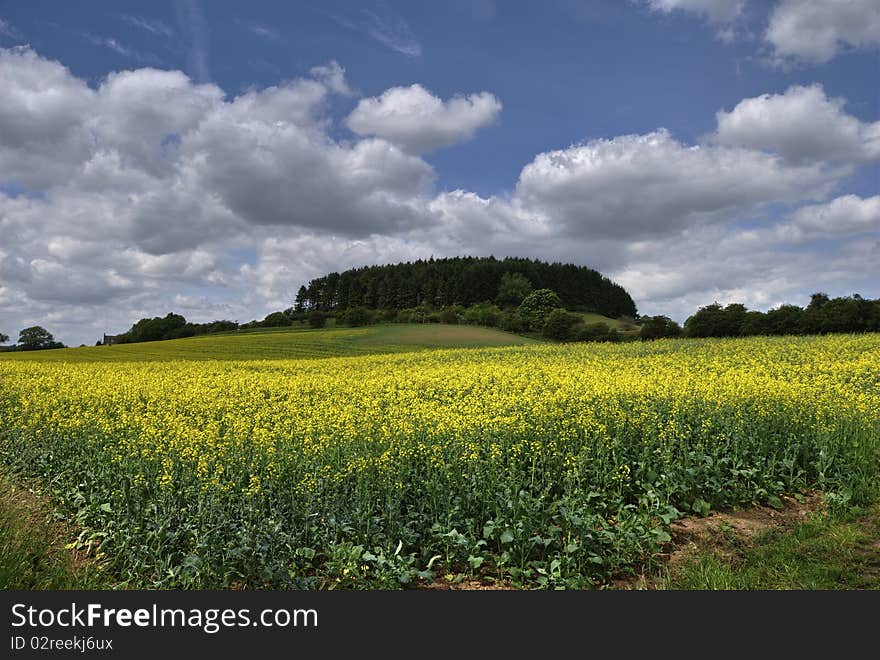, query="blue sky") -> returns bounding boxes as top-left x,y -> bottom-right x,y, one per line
0,0 -> 877,345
